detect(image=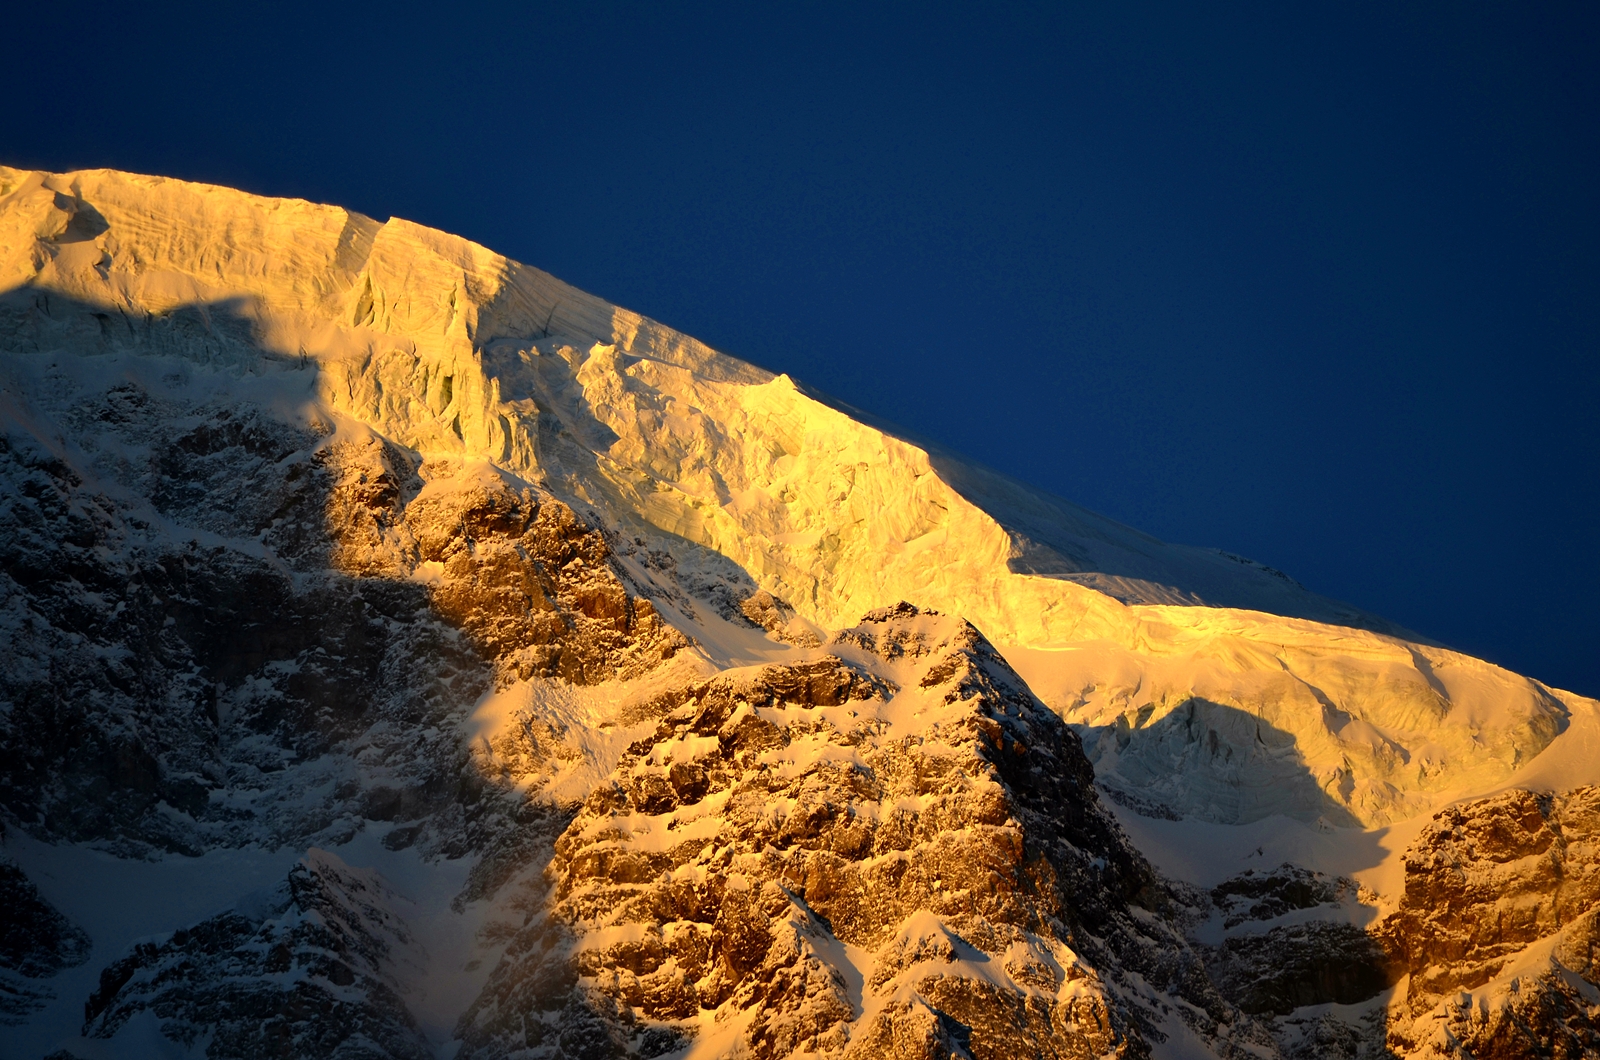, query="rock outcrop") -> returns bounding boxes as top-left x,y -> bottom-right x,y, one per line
457,606 -> 1267,1059
1188,789 -> 1600,1058
0,365 -> 681,859
1378,787 -> 1600,1059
